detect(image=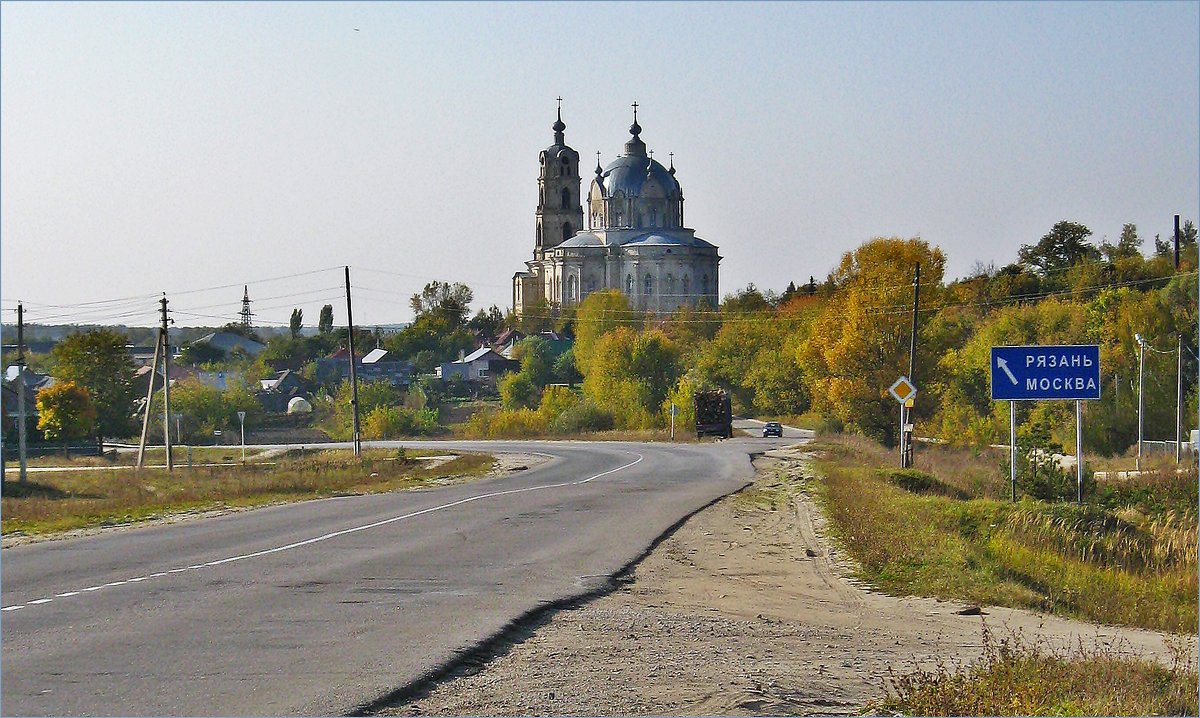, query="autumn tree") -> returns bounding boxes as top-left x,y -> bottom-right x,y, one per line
573,290 -> 640,375
583,327 -> 682,429
51,329 -> 136,442
797,237 -> 945,445
36,381 -> 97,456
